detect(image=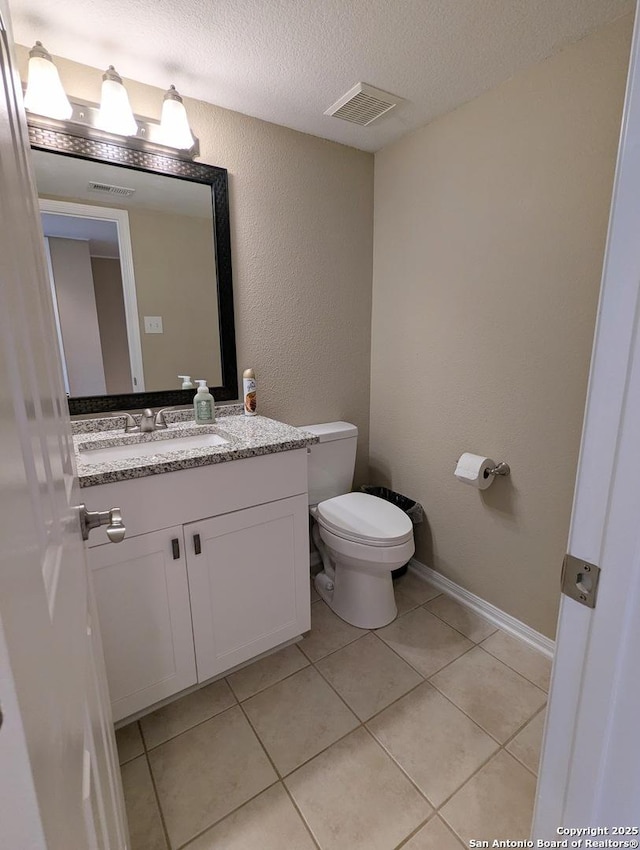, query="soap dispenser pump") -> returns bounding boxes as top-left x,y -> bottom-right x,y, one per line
194,380 -> 215,424
178,375 -> 194,389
